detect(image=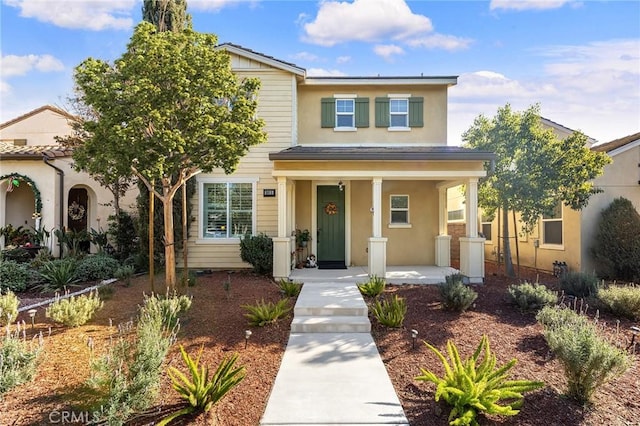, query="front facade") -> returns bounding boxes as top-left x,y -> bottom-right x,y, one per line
186,45 -> 494,282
